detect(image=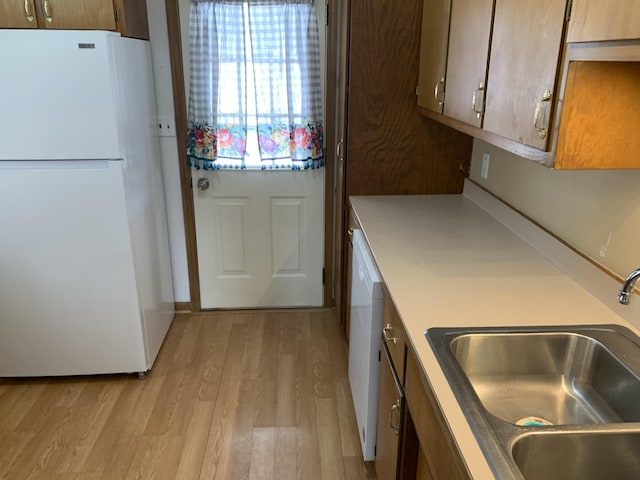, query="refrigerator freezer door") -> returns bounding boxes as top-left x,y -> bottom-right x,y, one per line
0,160 -> 148,376
0,30 -> 122,161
